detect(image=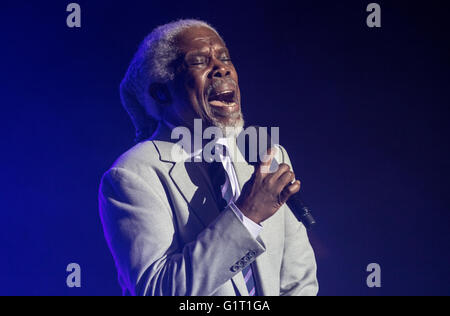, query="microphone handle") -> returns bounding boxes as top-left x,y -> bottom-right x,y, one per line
286,193 -> 316,229
269,146 -> 317,230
